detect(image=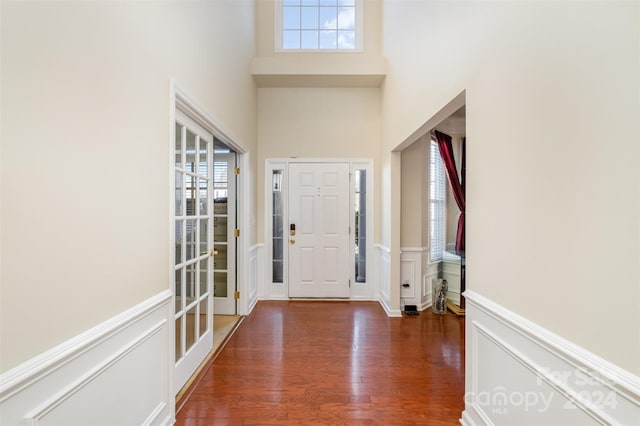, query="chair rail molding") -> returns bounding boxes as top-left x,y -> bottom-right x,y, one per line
461,290 -> 640,426
0,290 -> 173,426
